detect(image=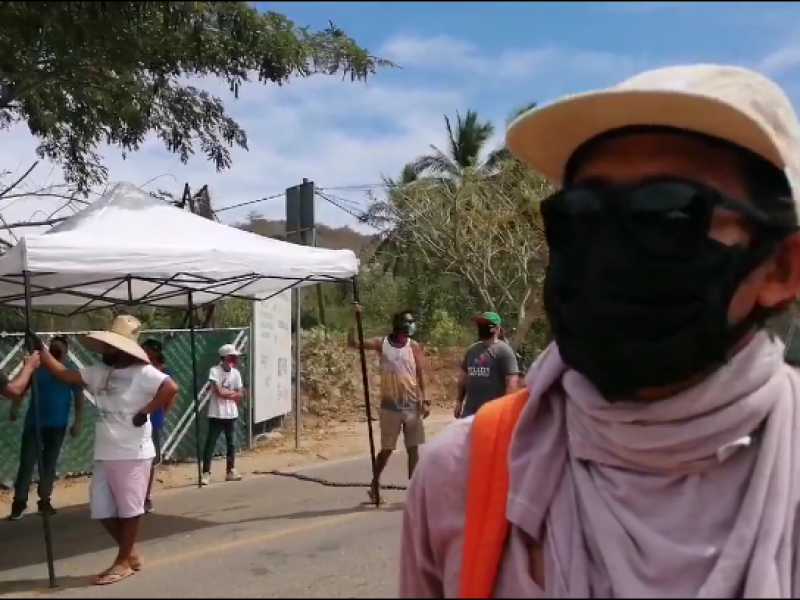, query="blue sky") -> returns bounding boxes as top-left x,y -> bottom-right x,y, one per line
262,1 -> 800,108
3,1 -> 800,235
